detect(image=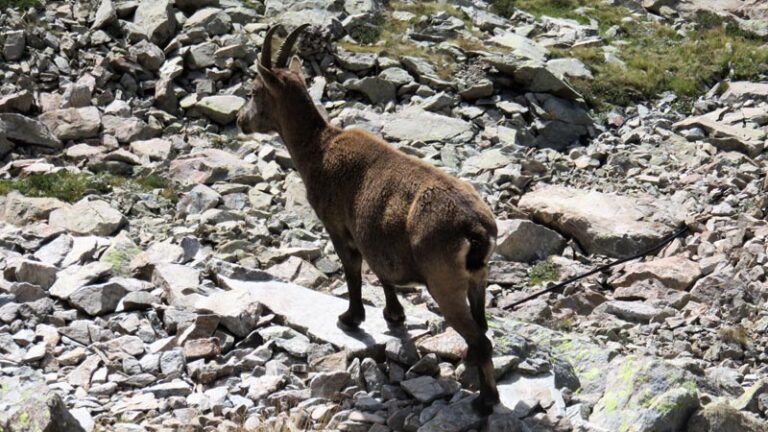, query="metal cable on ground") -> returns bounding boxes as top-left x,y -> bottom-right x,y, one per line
501,224 -> 691,310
